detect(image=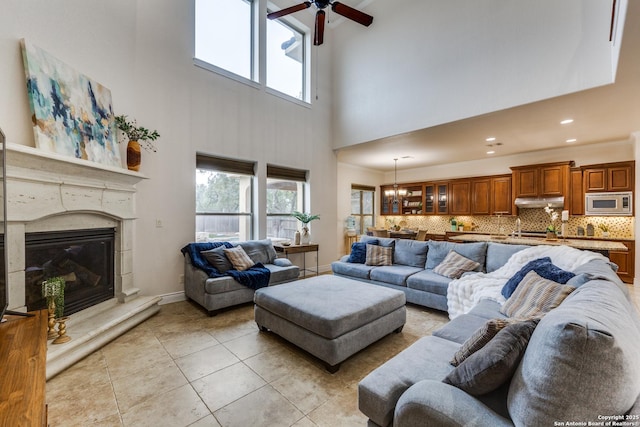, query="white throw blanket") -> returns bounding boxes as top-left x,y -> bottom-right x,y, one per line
446,245 -> 608,319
